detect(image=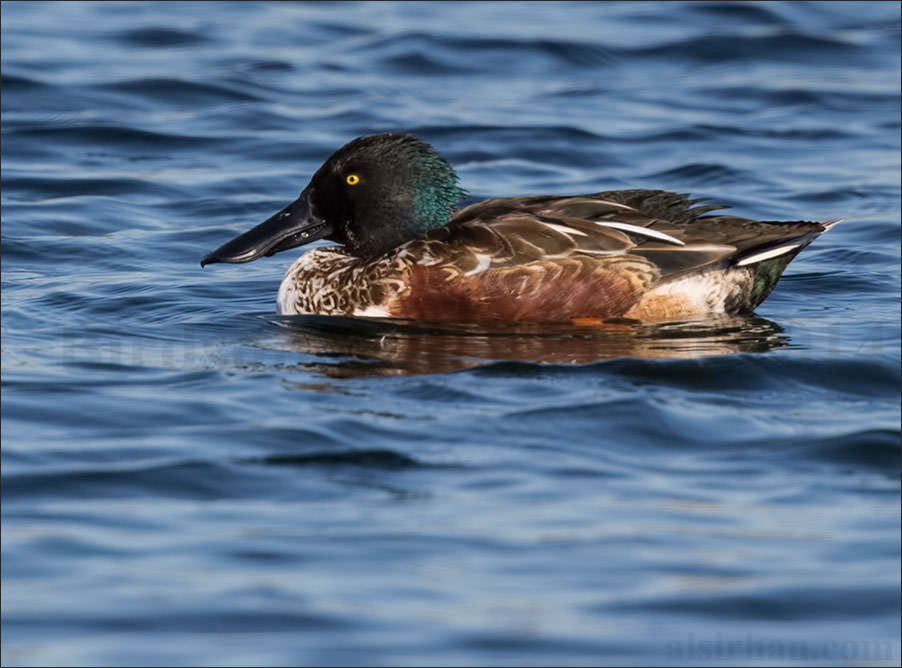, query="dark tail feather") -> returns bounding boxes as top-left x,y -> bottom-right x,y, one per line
736,218 -> 841,310
731,218 -> 842,268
